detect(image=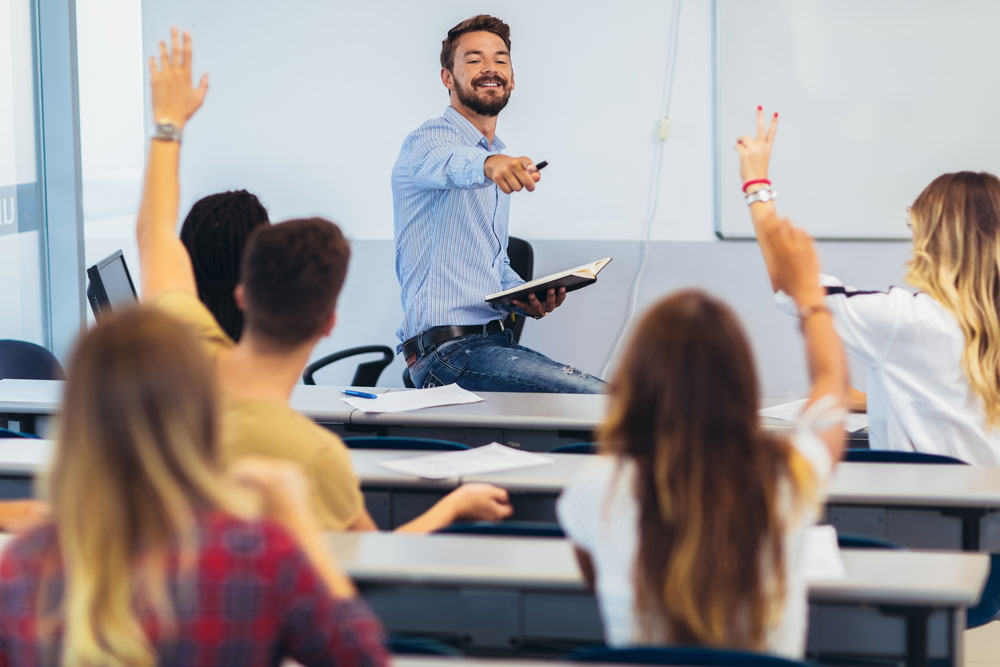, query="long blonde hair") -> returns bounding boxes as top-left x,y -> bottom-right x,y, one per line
600,291 -> 814,649
906,171 -> 1000,427
47,307 -> 251,666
